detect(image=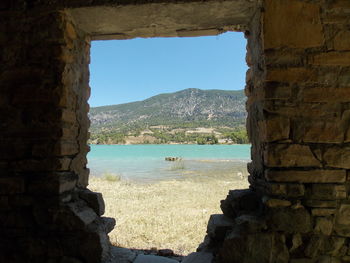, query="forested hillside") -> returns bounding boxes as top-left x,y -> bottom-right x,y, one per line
89,88 -> 248,144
